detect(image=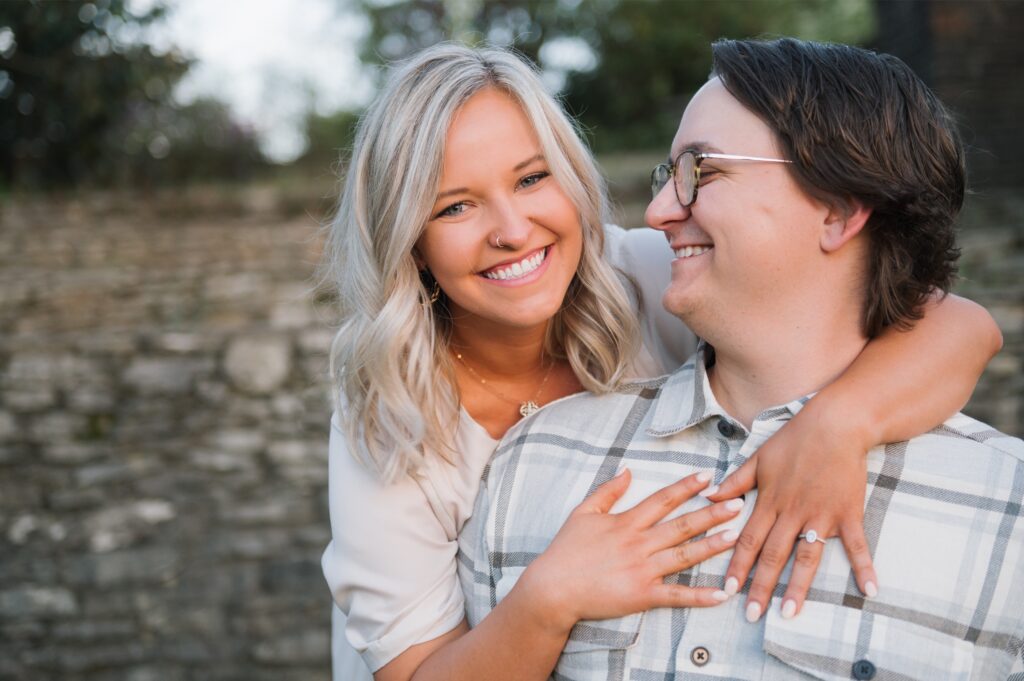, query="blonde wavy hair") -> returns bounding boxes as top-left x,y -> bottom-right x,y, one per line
324,43 -> 640,481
